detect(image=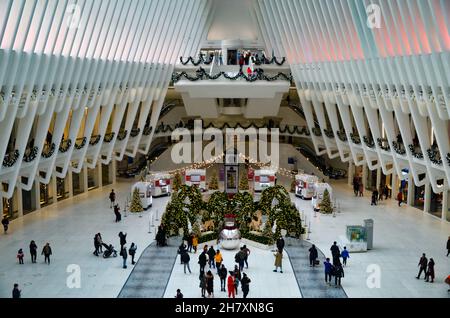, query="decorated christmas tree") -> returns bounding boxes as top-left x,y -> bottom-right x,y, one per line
320,189 -> 333,214
172,172 -> 182,192
209,172 -> 219,190
129,187 -> 144,212
290,178 -> 296,192
239,171 -> 249,190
